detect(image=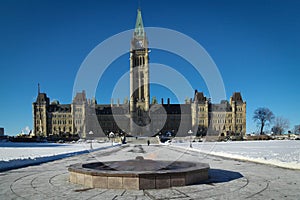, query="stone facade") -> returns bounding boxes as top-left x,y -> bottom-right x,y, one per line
32,9 -> 246,138
192,91 -> 246,136
32,90 -> 246,138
